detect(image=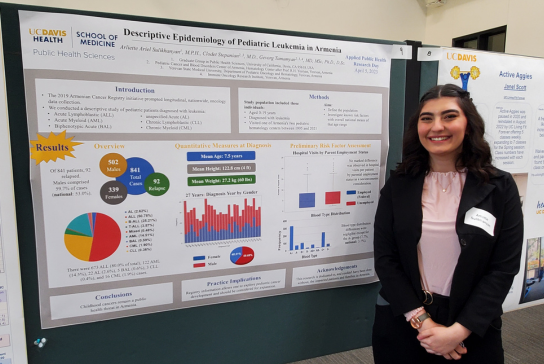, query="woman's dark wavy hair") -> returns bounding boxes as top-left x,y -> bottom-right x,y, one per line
396,84 -> 495,182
